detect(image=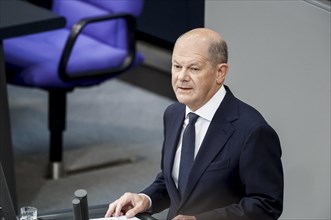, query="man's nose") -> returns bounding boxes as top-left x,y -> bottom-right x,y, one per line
178,68 -> 189,81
